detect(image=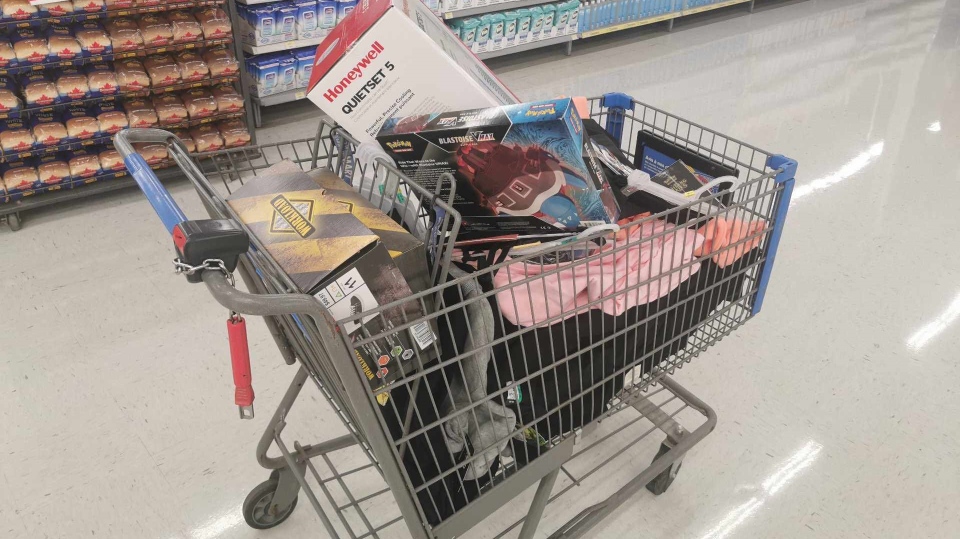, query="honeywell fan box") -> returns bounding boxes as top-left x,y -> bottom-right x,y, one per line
306,0 -> 517,142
